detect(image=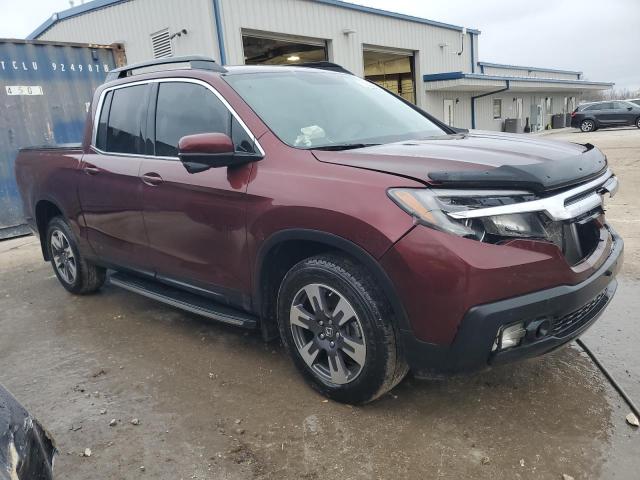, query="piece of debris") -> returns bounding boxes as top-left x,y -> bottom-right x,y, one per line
481,456 -> 490,465
322,399 -> 329,403
83,448 -> 92,457
208,372 -> 215,379
140,466 -> 146,472
234,419 -> 242,425
519,459 -> 525,467
70,424 -> 83,432
562,474 -> 575,480
131,418 -> 140,426
100,409 -> 107,415
109,419 -> 117,427
235,428 -> 245,435
92,369 -> 107,378
626,412 -> 640,427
